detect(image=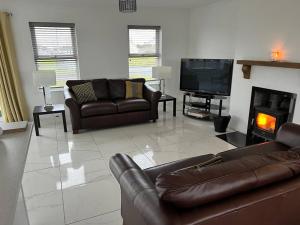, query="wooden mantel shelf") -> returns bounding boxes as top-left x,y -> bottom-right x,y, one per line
236,60 -> 300,79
